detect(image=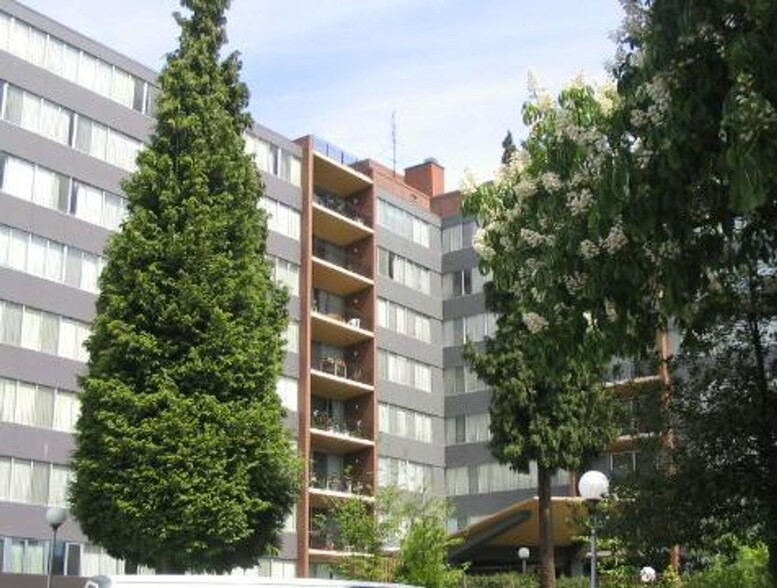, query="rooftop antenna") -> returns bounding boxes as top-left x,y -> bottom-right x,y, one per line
391,110 -> 397,176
